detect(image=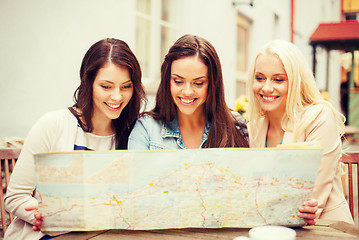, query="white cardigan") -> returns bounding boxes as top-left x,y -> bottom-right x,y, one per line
5,109 -> 78,240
